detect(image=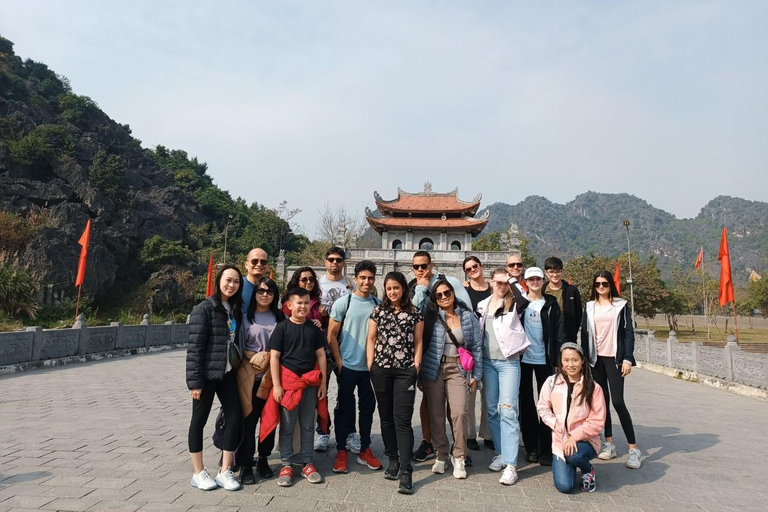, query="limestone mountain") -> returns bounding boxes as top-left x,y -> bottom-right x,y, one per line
0,35 -> 301,315
479,192 -> 767,284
